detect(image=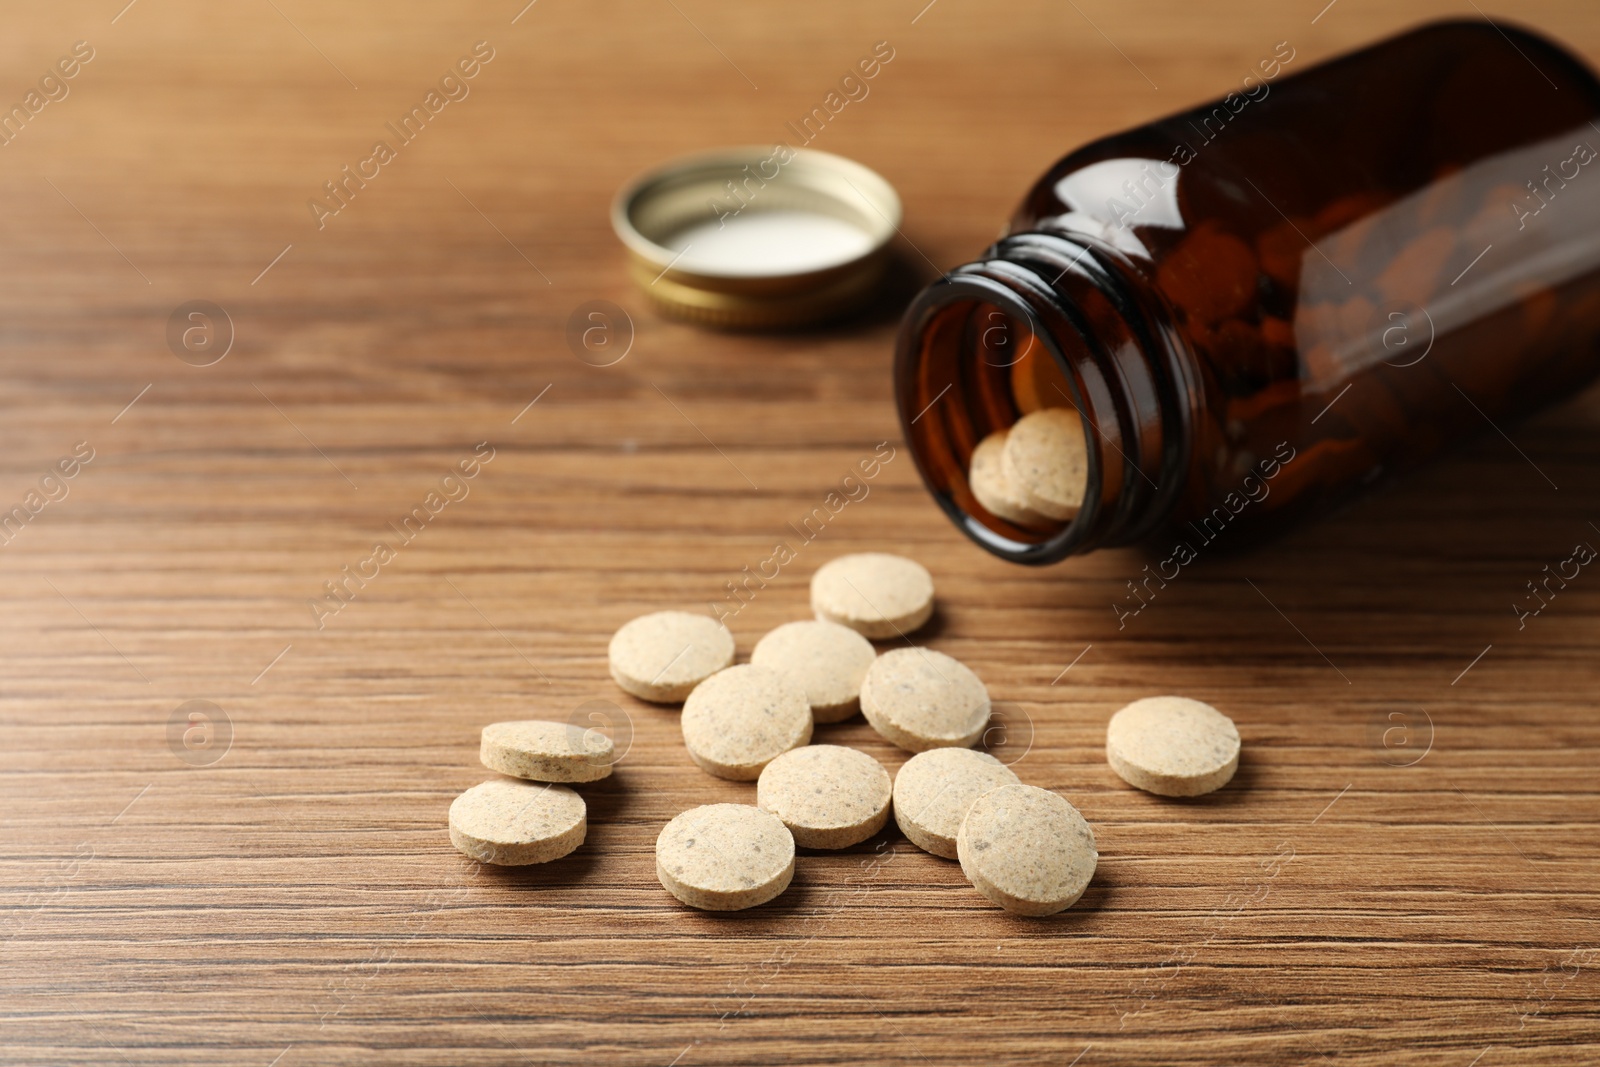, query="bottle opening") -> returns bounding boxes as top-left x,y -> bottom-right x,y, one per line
896,236 -> 1189,564
898,284 -> 1104,563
